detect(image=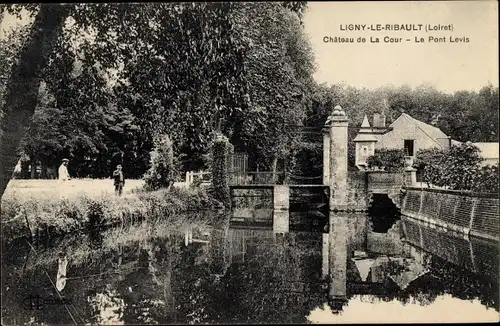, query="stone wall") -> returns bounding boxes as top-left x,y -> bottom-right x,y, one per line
231,186 -> 274,223
344,171 -> 369,211
401,216 -> 498,280
339,171 -> 404,211
471,197 -> 499,240
402,187 -> 499,241
366,220 -> 407,256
